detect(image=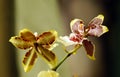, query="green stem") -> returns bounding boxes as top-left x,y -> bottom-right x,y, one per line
52,44 -> 81,71
52,52 -> 72,71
